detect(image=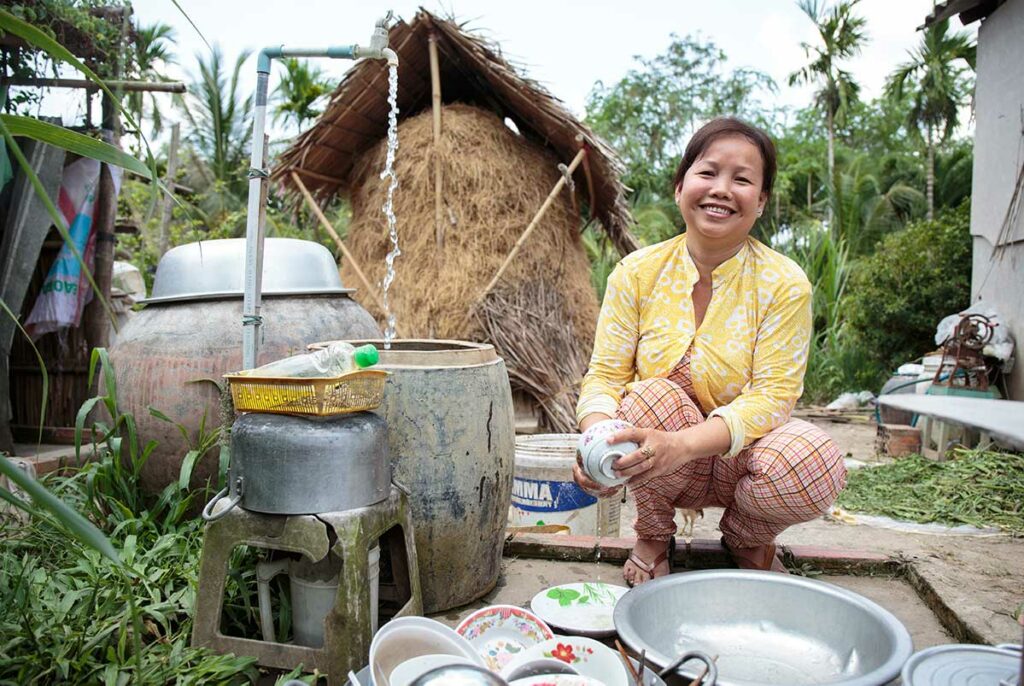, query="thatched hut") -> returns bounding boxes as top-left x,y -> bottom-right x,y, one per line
273,10 -> 638,432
